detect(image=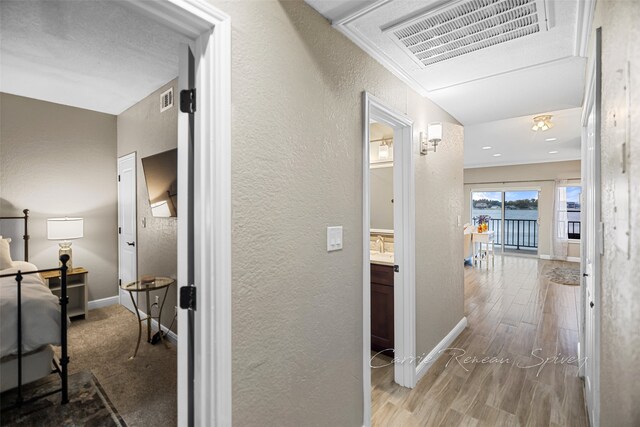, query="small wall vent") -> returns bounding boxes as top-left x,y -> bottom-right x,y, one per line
160,87 -> 174,112
384,0 -> 548,68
